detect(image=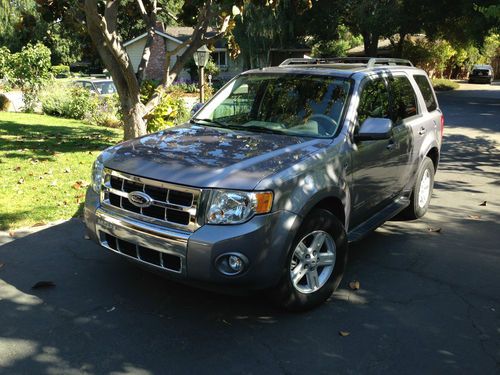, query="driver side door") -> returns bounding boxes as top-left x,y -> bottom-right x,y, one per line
350,77 -> 404,226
